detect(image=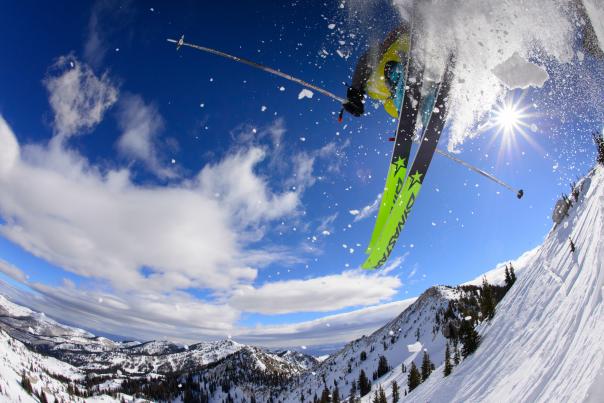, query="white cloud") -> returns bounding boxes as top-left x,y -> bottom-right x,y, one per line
43,55 -> 118,138
0,115 -> 299,293
0,259 -> 29,283
351,193 -> 381,222
0,115 -> 410,346
197,147 -> 299,226
84,0 -> 131,68
238,297 -> 416,347
0,279 -> 238,342
317,213 -> 338,235
116,94 -> 176,179
379,253 -> 408,276
229,270 -> 401,314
